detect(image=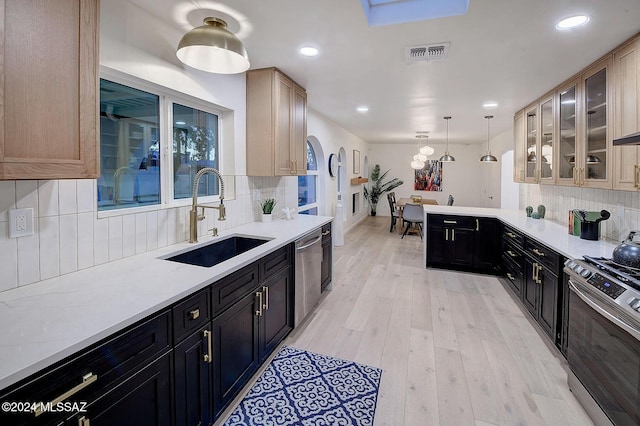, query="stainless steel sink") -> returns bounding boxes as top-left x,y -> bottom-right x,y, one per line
164,235 -> 271,267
